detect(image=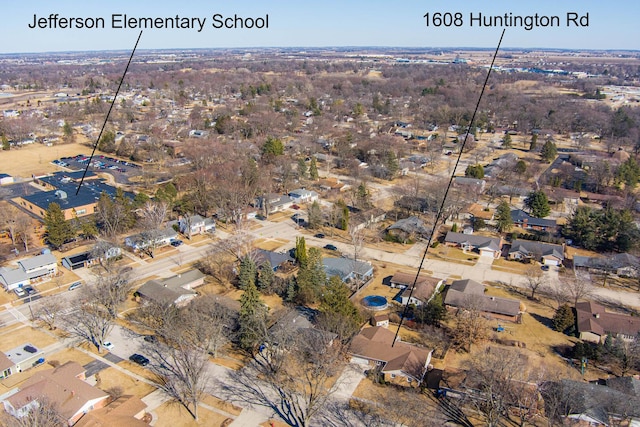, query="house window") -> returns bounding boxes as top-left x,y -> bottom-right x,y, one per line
76,209 -> 86,215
